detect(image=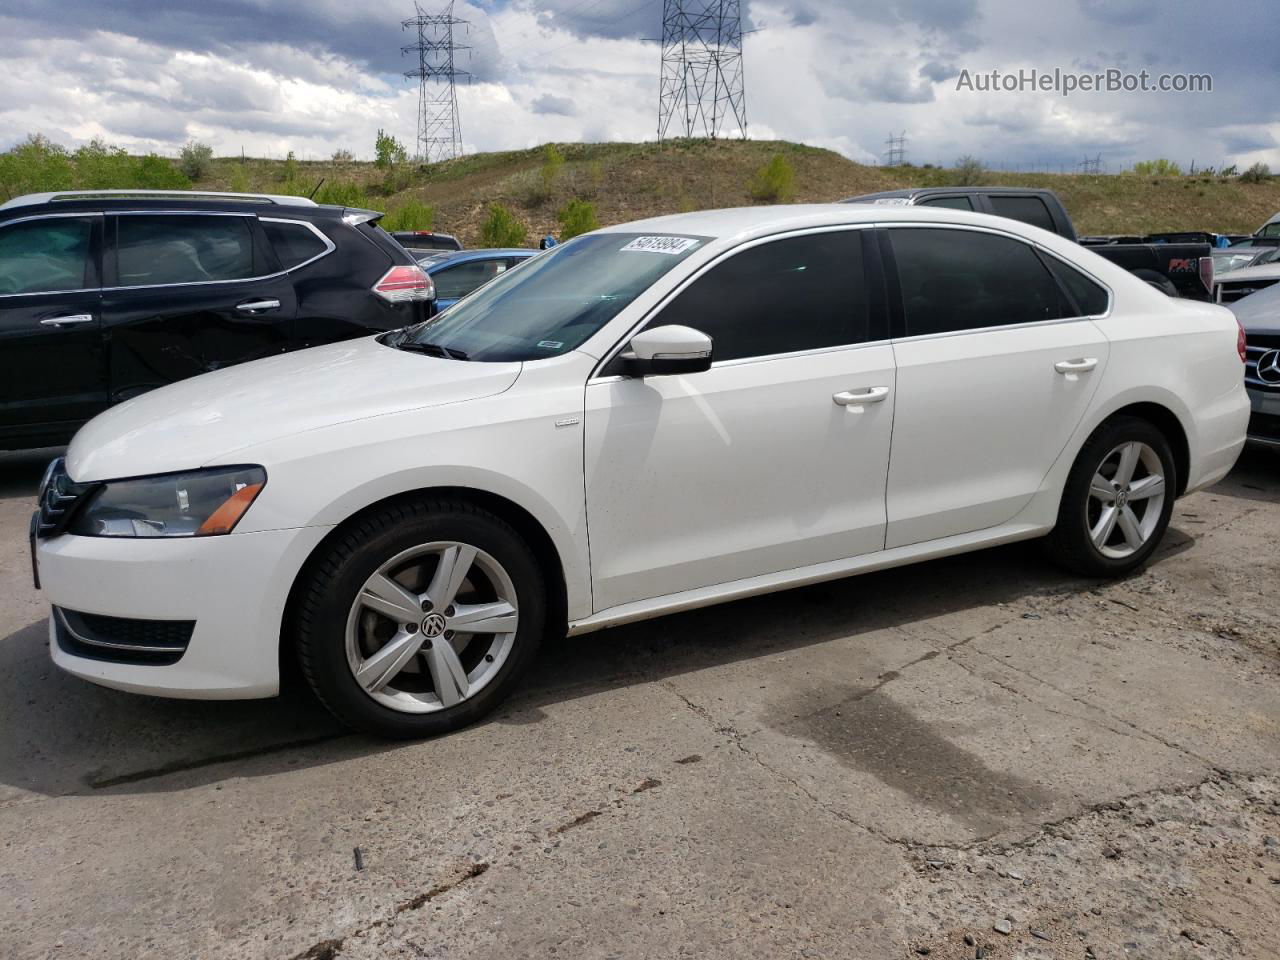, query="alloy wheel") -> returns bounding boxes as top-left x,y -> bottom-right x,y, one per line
344,541 -> 519,713
1085,440 -> 1167,559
